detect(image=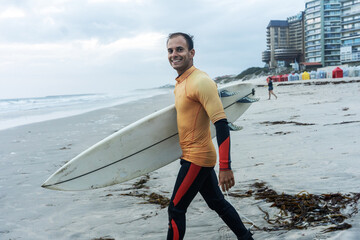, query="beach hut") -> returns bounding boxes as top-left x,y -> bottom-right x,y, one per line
288,74 -> 293,81
332,67 -> 343,78
288,73 -> 296,81
302,71 -> 310,80
348,67 -> 355,77
310,71 -> 317,79
280,74 -> 288,82
343,68 -> 349,77
354,67 -> 360,77
273,75 -> 281,82
317,70 -> 326,79
294,73 -> 300,80
326,69 -> 333,78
